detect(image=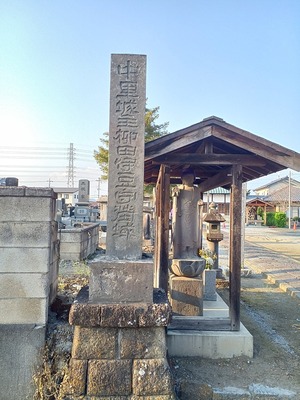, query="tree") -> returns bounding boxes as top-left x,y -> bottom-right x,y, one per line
144,106 -> 169,141
94,106 -> 169,180
94,132 -> 109,180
